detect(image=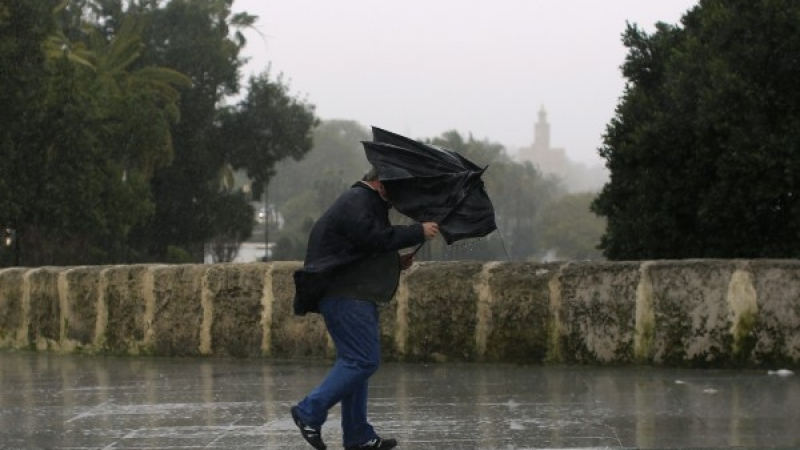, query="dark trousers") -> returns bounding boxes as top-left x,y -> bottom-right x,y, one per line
295,296 -> 381,447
